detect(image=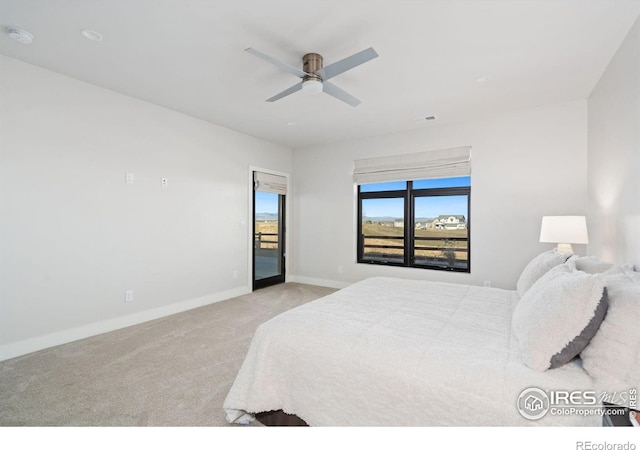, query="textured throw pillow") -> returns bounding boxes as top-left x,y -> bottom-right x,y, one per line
581,266 -> 640,394
512,264 -> 608,372
516,250 -> 572,297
